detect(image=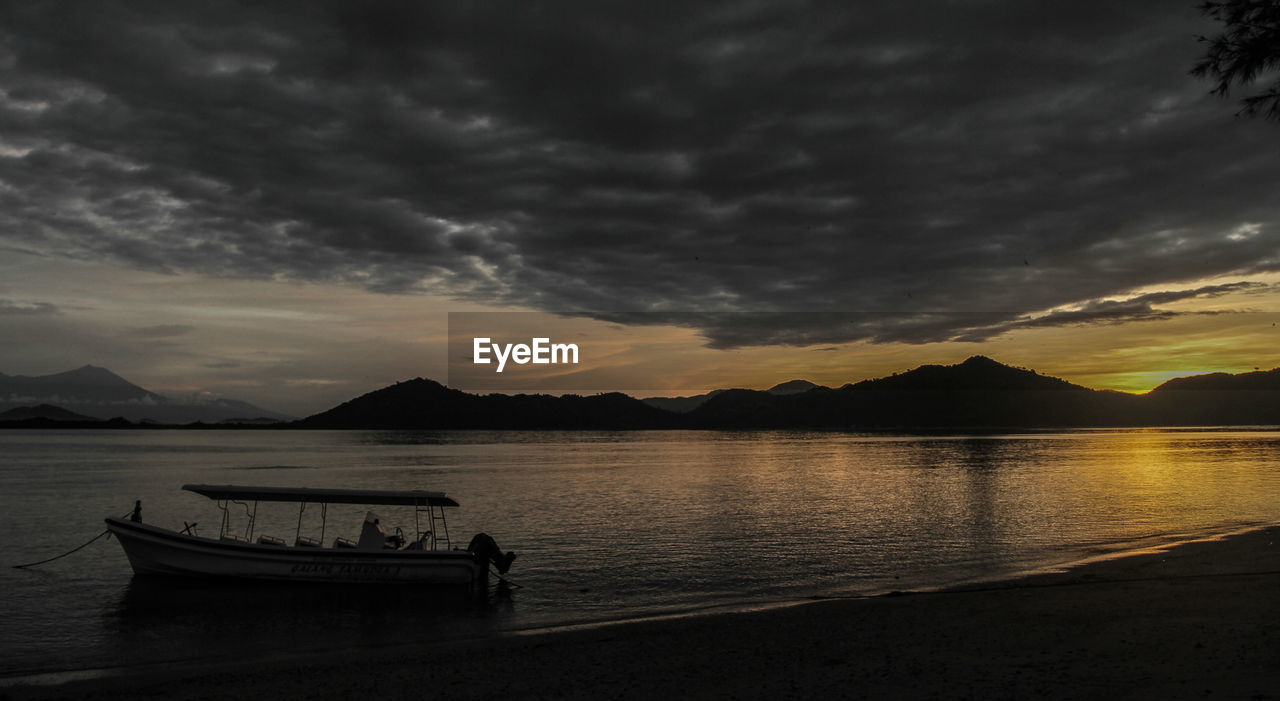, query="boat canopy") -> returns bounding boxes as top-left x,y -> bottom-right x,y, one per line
182,484 -> 460,507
